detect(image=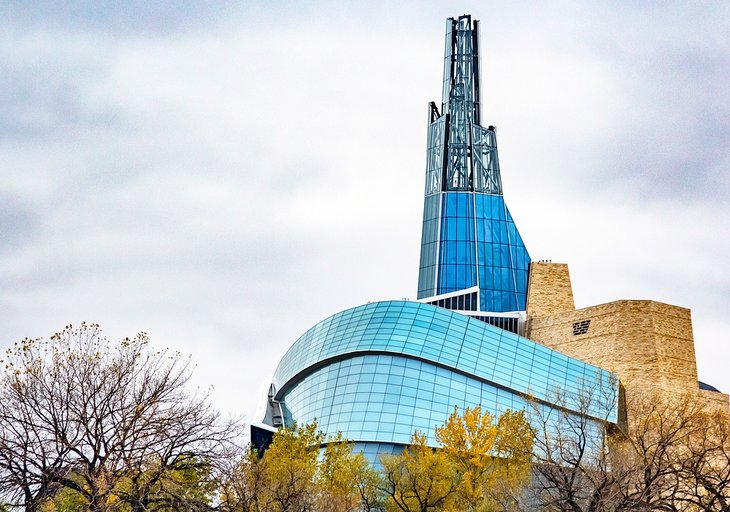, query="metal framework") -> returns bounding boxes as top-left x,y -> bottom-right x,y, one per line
426,15 -> 502,196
